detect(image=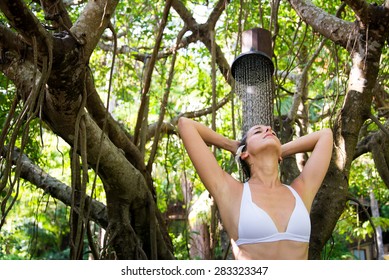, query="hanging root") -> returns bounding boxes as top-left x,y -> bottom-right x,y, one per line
0,33 -> 53,230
